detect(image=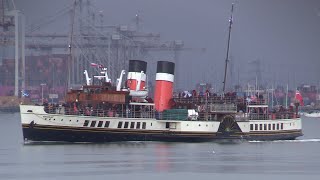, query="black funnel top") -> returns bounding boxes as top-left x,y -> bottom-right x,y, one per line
156,61 -> 175,75
128,60 -> 147,73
